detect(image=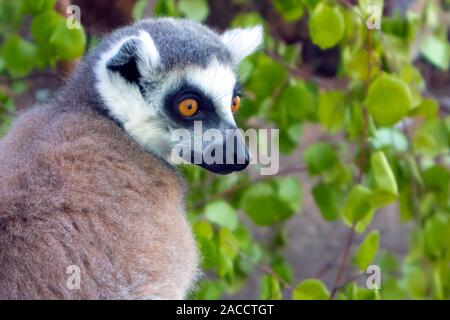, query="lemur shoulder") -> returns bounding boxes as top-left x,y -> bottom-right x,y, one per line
0,18 -> 262,299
